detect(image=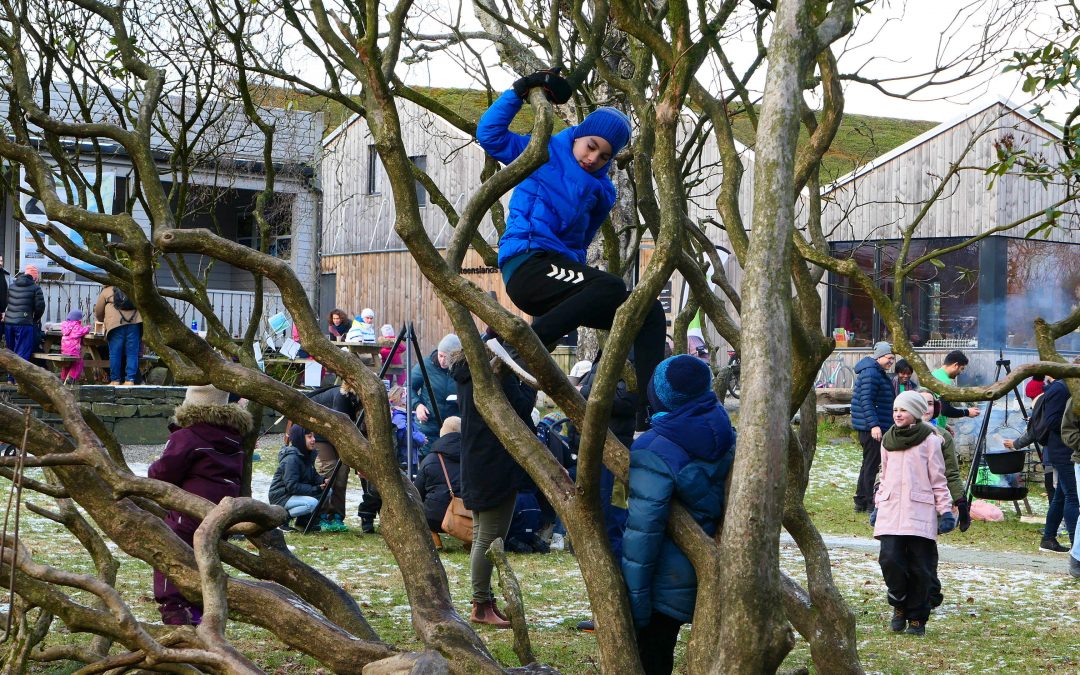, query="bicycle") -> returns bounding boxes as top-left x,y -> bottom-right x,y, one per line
725,350 -> 741,399
815,356 -> 855,389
